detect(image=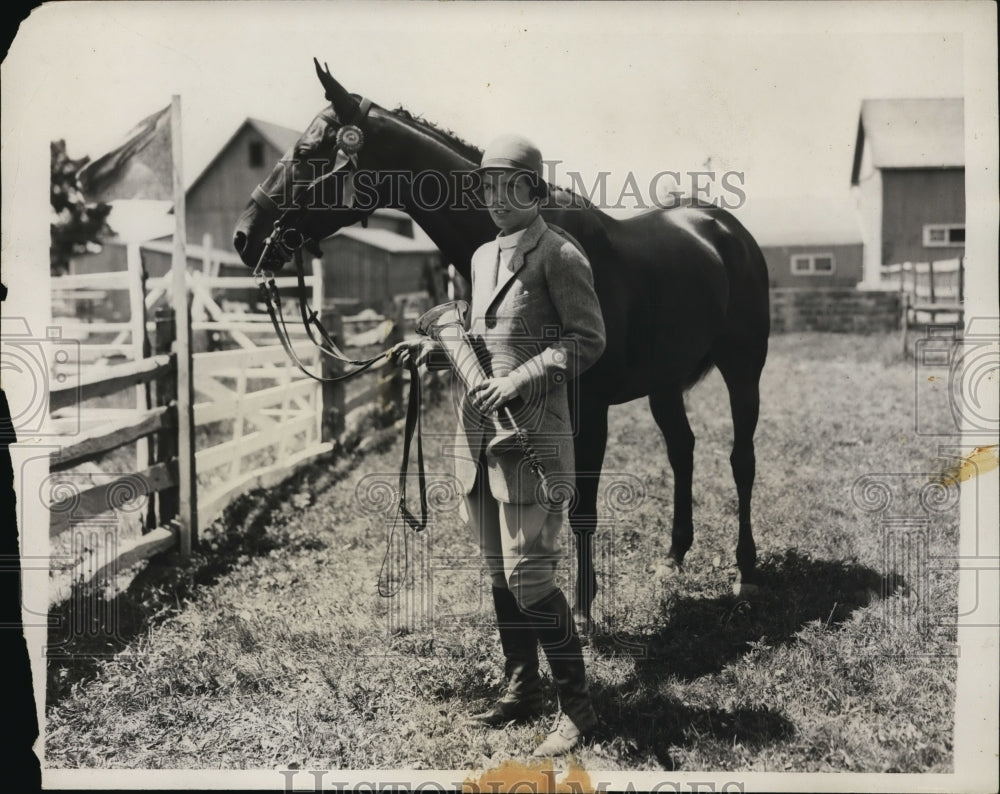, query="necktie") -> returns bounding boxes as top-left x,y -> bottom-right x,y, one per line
493,246 -> 502,292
